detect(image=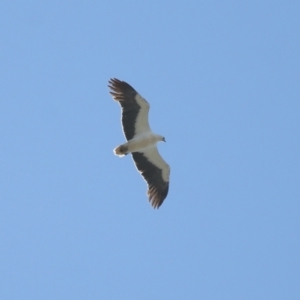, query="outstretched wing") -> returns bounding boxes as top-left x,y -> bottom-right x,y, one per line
132,147 -> 170,208
108,78 -> 151,141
